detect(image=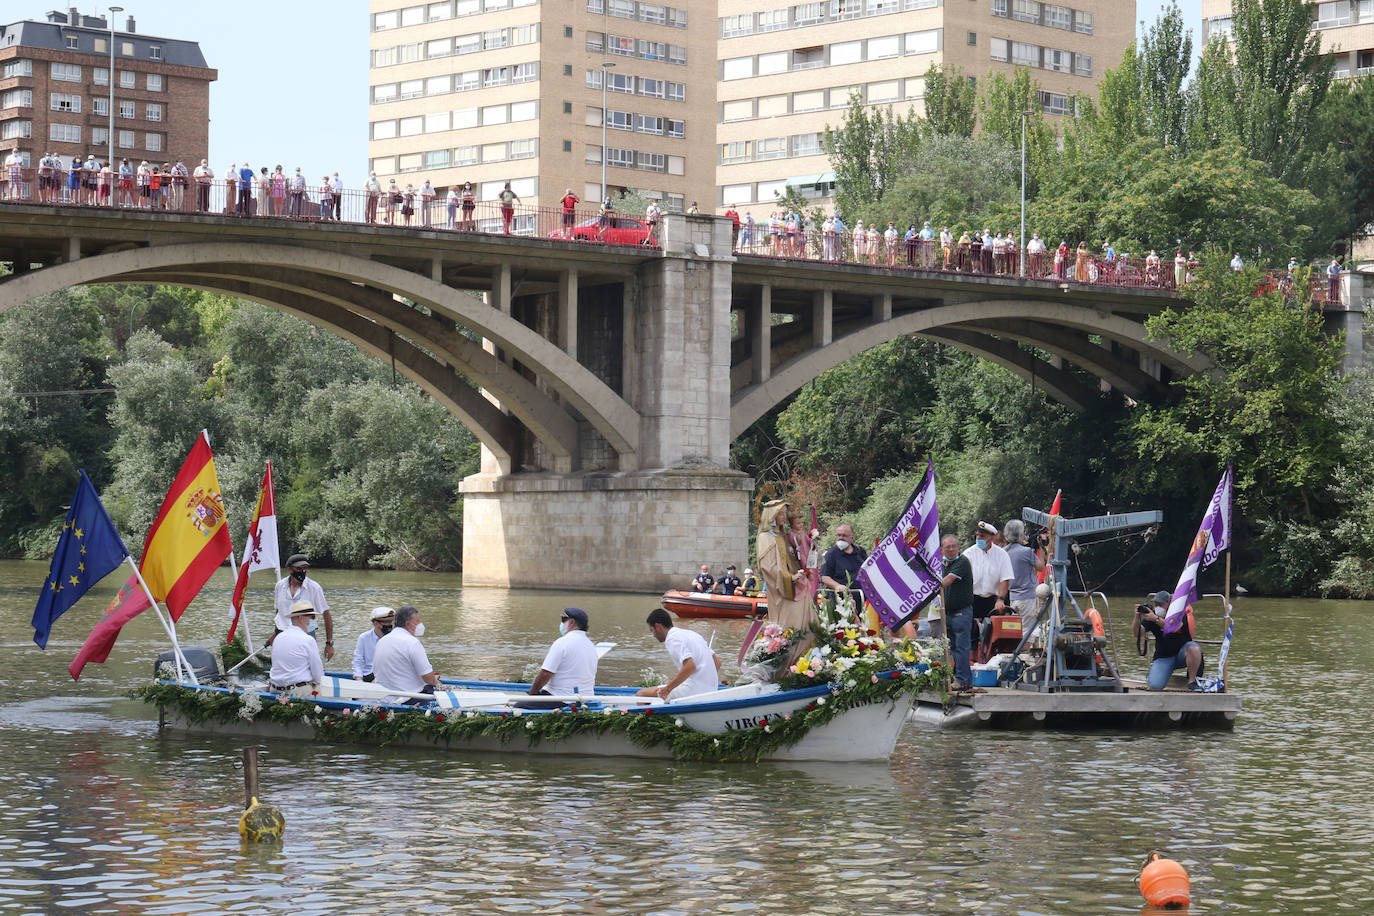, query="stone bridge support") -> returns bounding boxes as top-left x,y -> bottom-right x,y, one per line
460,214 -> 753,591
